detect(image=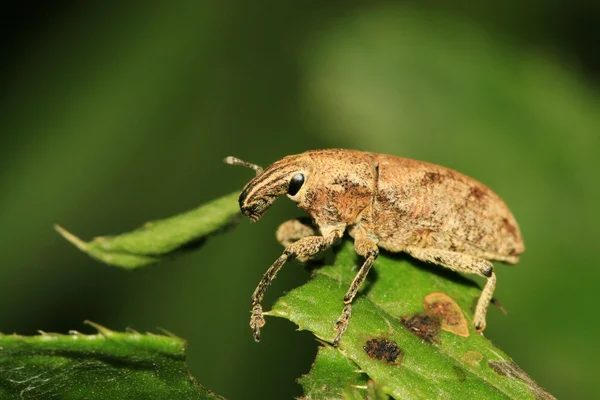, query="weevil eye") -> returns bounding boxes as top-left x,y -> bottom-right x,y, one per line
287,173 -> 305,196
